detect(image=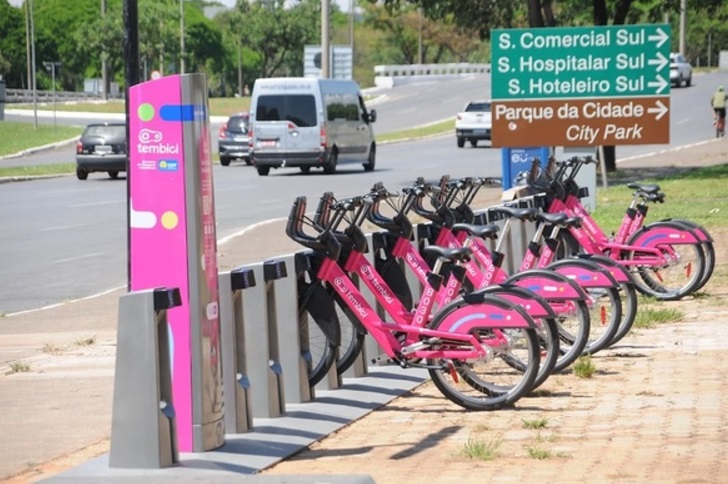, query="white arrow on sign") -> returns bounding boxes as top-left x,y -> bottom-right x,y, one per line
647,75 -> 668,94
647,99 -> 669,121
648,52 -> 668,72
648,27 -> 669,49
